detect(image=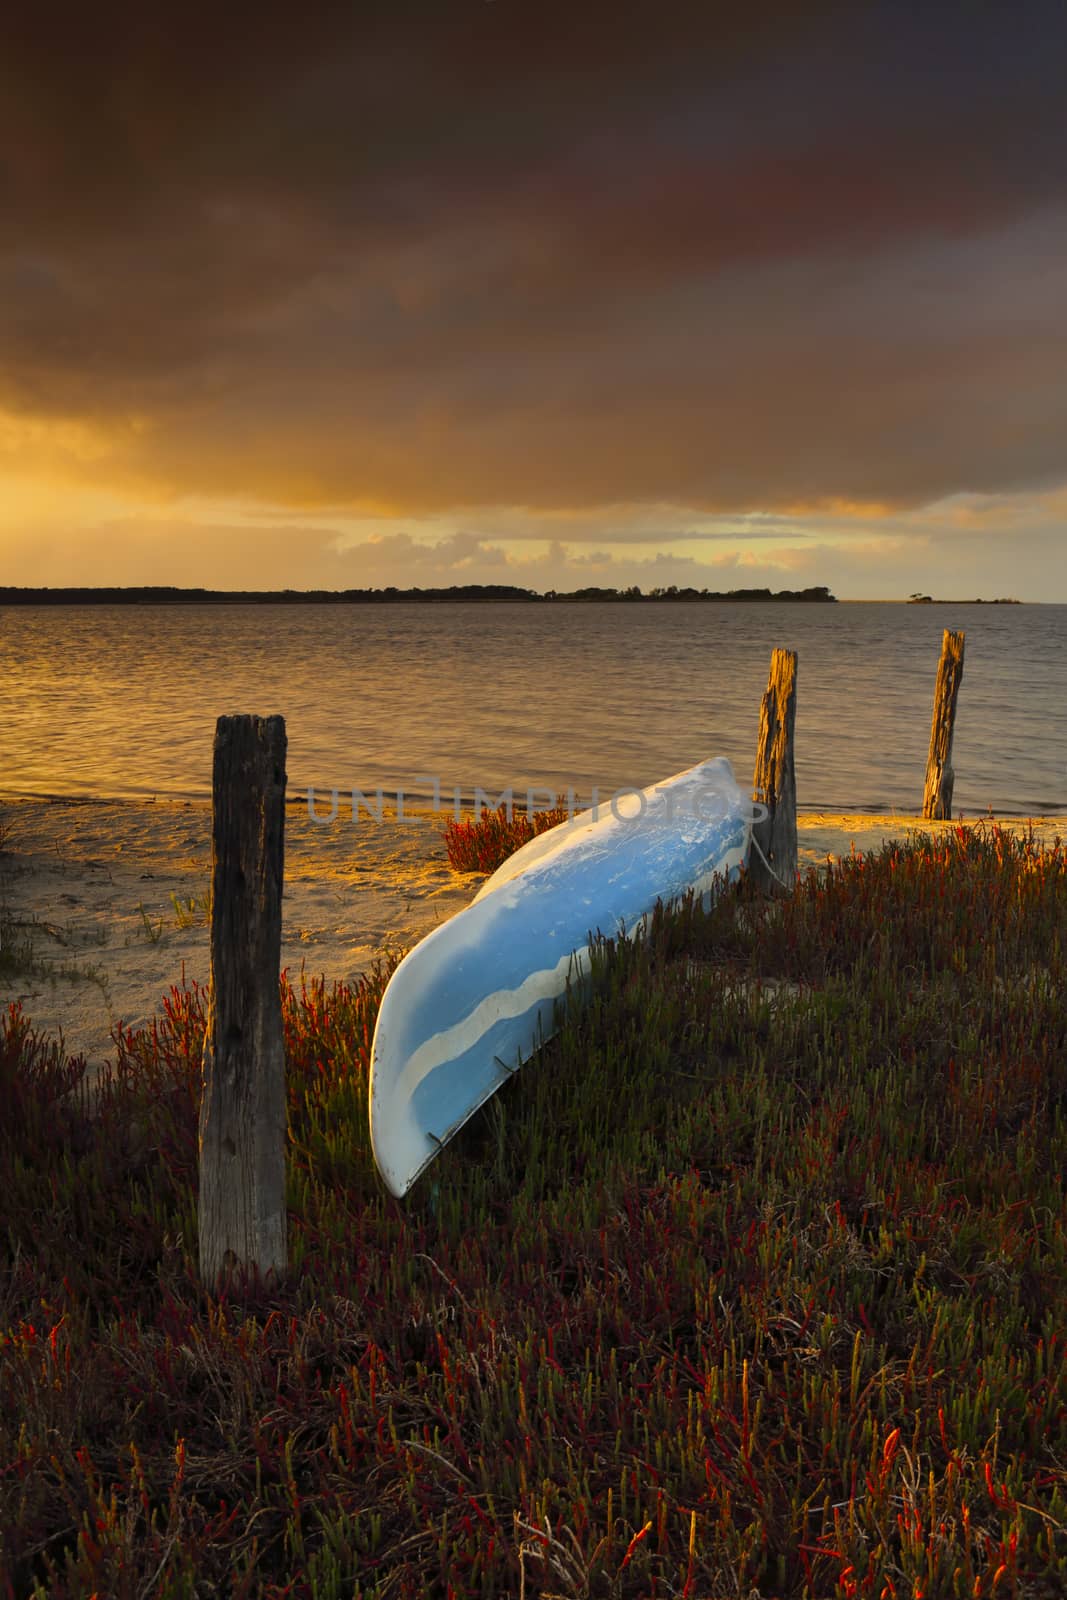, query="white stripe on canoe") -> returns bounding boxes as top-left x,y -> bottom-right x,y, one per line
391,834 -> 749,1117
393,943 -> 585,1108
